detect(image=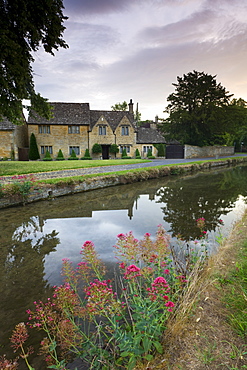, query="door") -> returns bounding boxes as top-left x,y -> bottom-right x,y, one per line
18,147 -> 29,161
101,145 -> 110,159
